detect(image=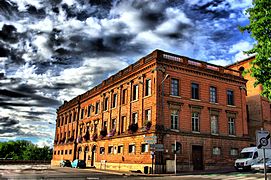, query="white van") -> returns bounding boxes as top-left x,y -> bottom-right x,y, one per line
234,147 -> 271,170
